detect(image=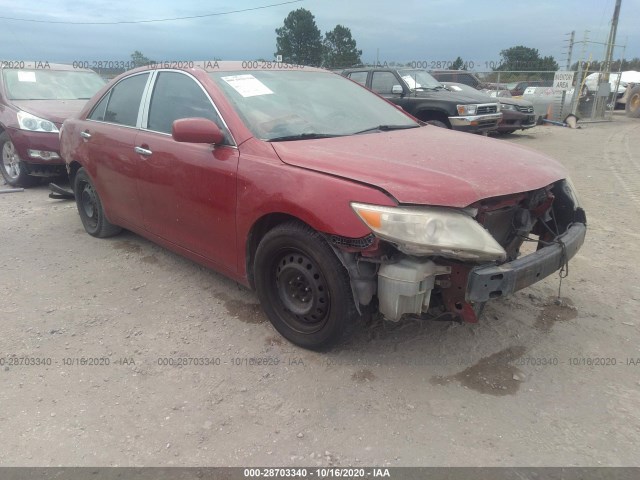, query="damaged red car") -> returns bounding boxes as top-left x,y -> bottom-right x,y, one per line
60,62 -> 586,349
